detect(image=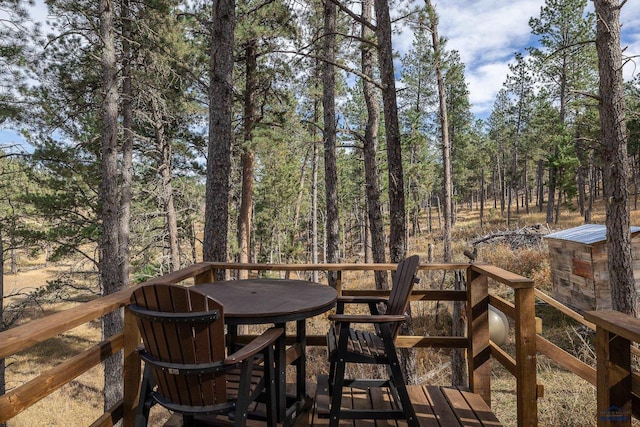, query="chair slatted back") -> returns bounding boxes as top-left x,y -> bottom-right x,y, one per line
130,284 -> 227,406
385,255 -> 420,338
